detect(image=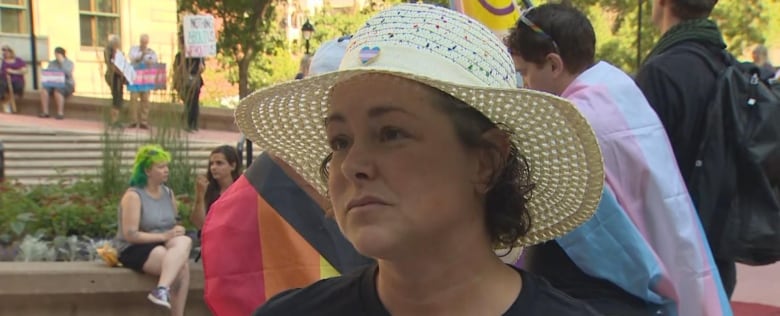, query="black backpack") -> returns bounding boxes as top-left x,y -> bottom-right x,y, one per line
683,45 -> 780,266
